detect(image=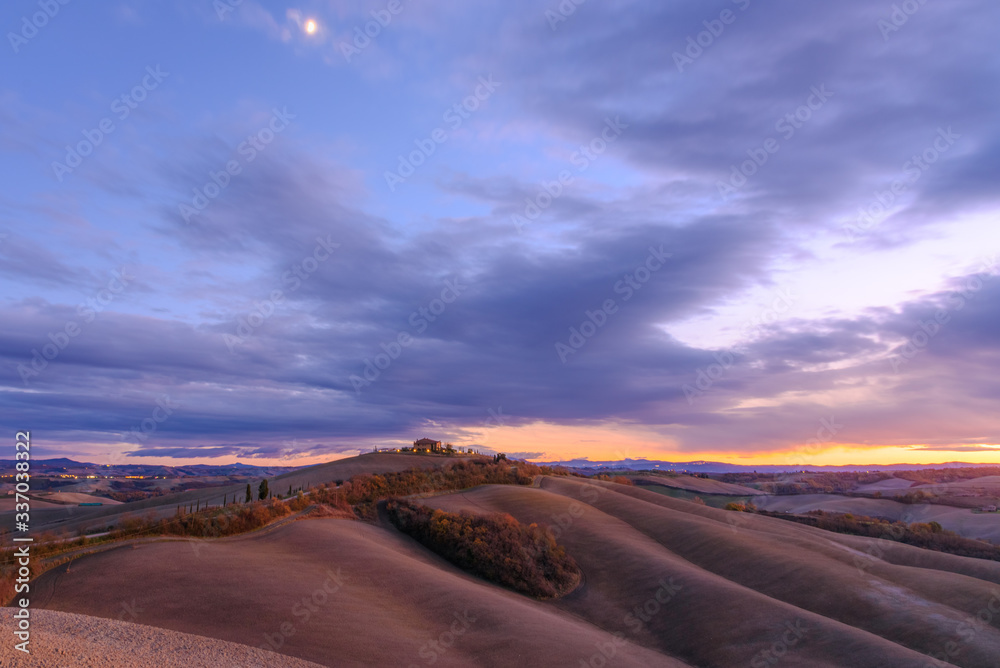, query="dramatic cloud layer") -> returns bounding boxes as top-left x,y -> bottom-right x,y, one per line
1,0 -> 998,464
